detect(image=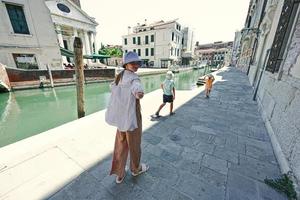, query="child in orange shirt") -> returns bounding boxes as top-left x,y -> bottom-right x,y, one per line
205,74 -> 215,98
